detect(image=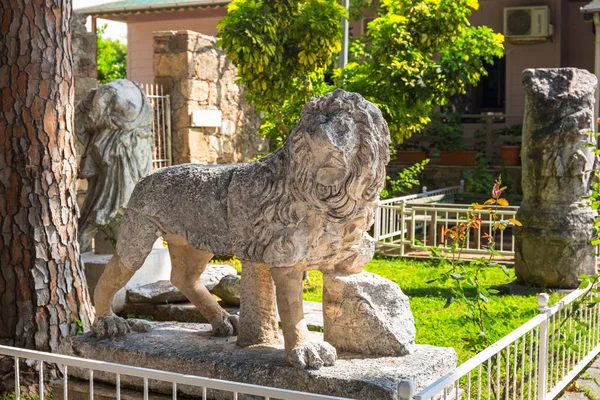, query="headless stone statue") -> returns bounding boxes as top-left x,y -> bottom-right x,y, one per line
75,79 -> 154,251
